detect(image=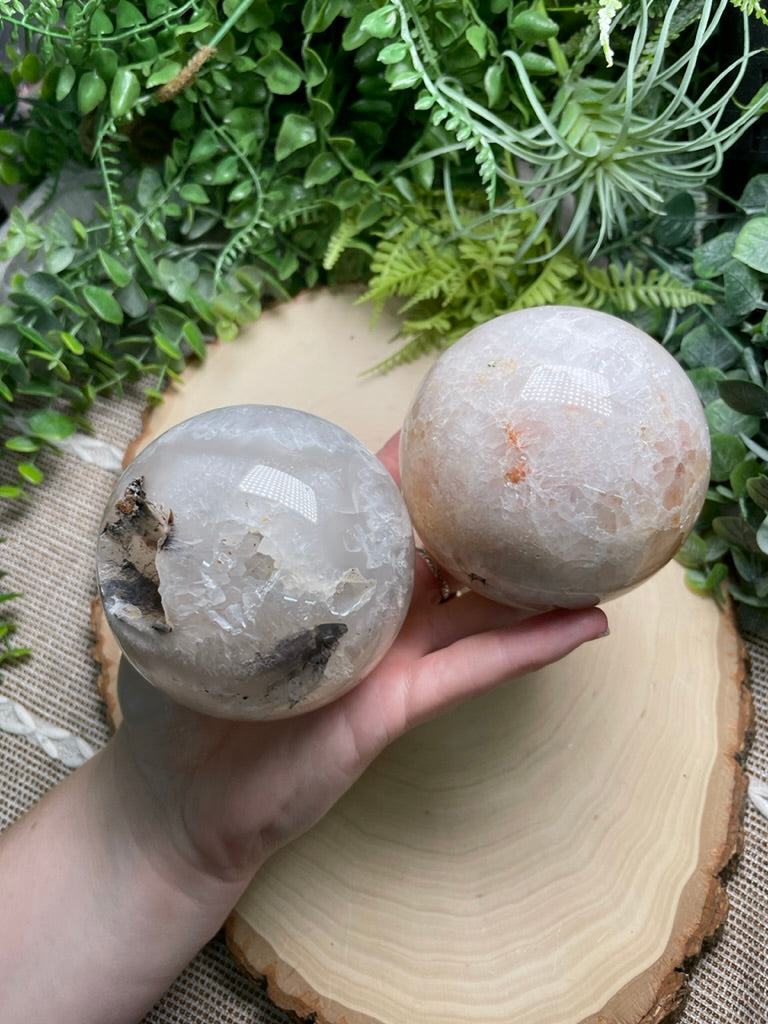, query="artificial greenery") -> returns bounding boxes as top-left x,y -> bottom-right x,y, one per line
1,0 -> 768,637
637,175 -> 768,617
356,184 -> 713,371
